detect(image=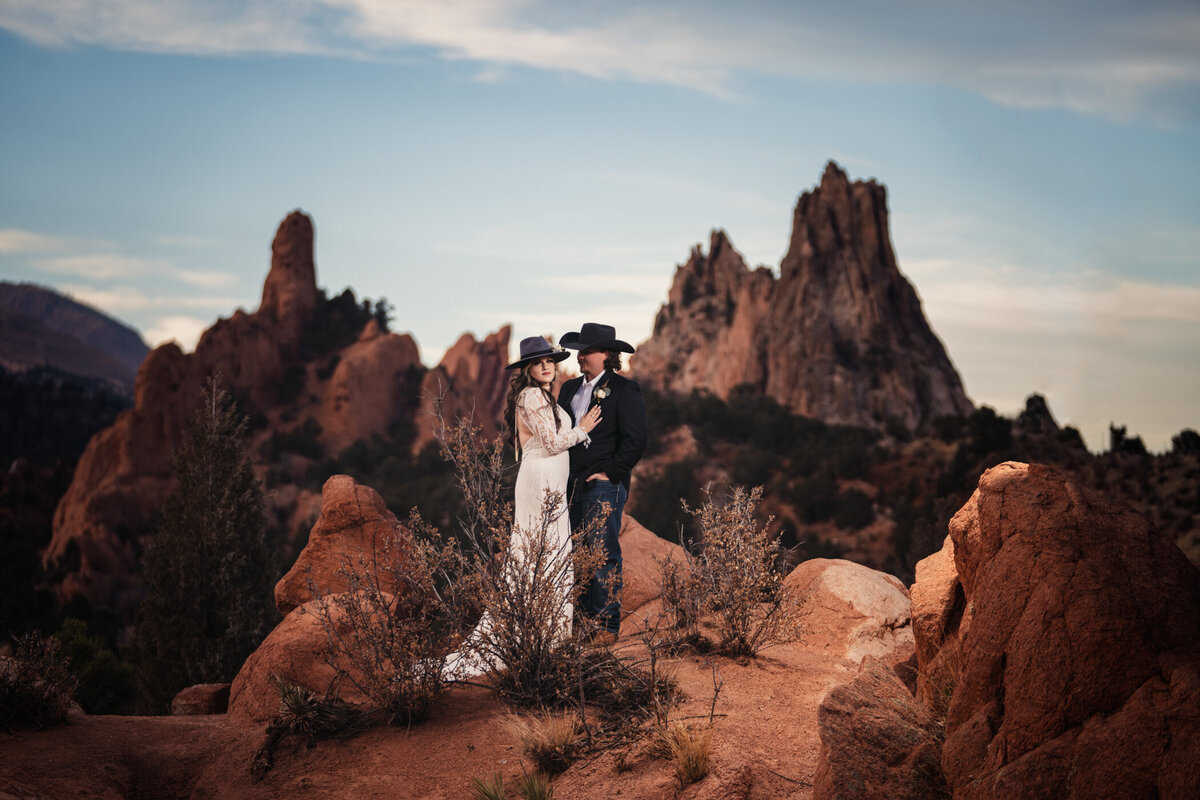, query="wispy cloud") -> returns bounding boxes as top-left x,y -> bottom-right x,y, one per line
36,253 -> 165,279
2,1 -> 1196,120
61,283 -> 245,313
0,228 -> 69,254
